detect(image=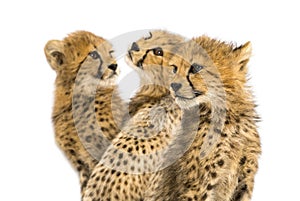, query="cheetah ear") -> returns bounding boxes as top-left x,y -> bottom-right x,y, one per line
44,40 -> 66,71
233,41 -> 252,75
